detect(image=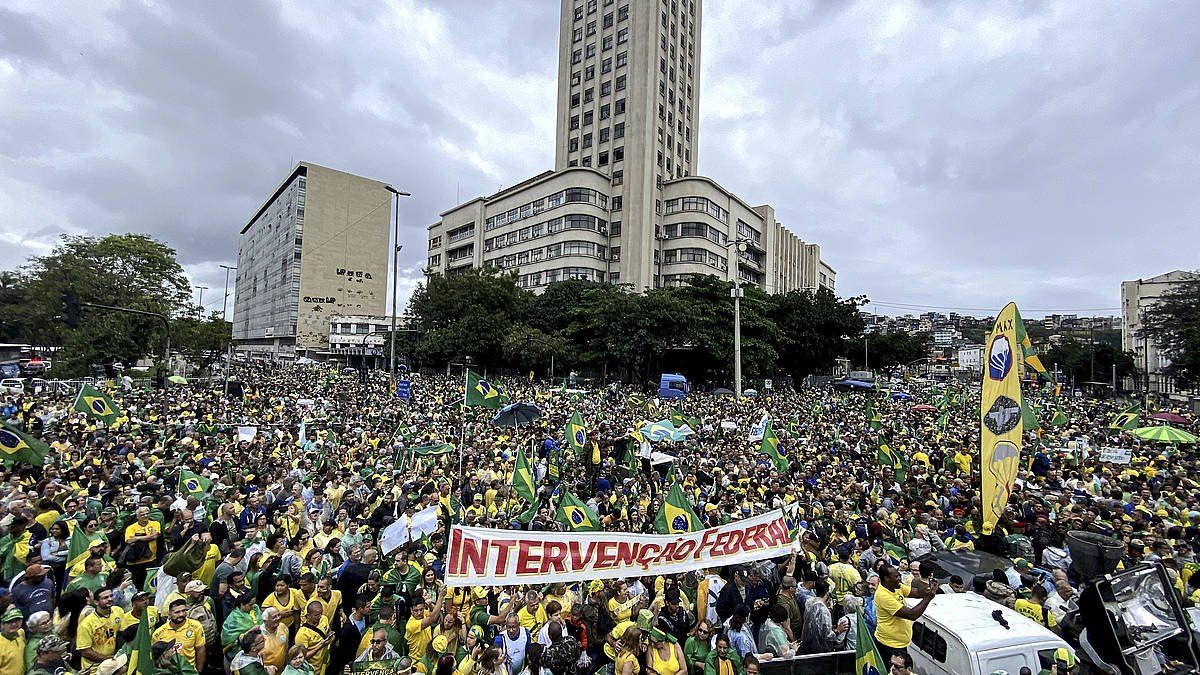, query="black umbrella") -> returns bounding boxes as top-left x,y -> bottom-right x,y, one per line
491,402 -> 543,427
